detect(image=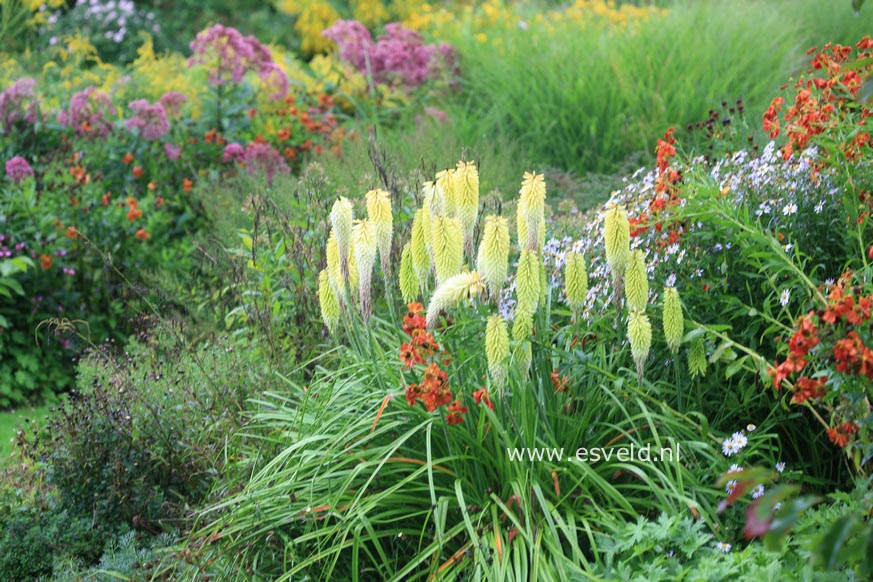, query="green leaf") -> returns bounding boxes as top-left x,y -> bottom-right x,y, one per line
762,495 -> 821,551
815,514 -> 862,570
